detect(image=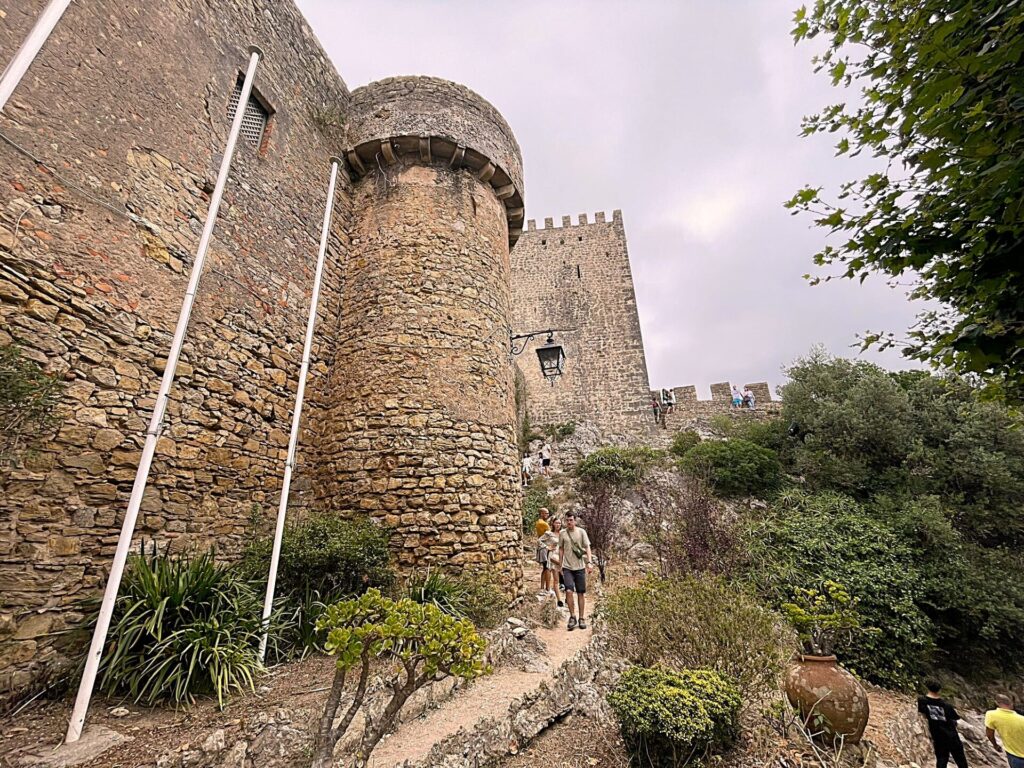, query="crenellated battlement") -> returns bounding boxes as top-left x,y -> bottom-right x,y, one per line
654,381 -> 777,404
524,209 -> 623,231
